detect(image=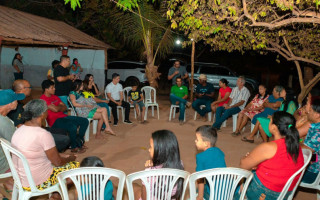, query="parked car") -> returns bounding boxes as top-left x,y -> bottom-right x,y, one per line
105,61 -> 148,87
186,62 -> 259,93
